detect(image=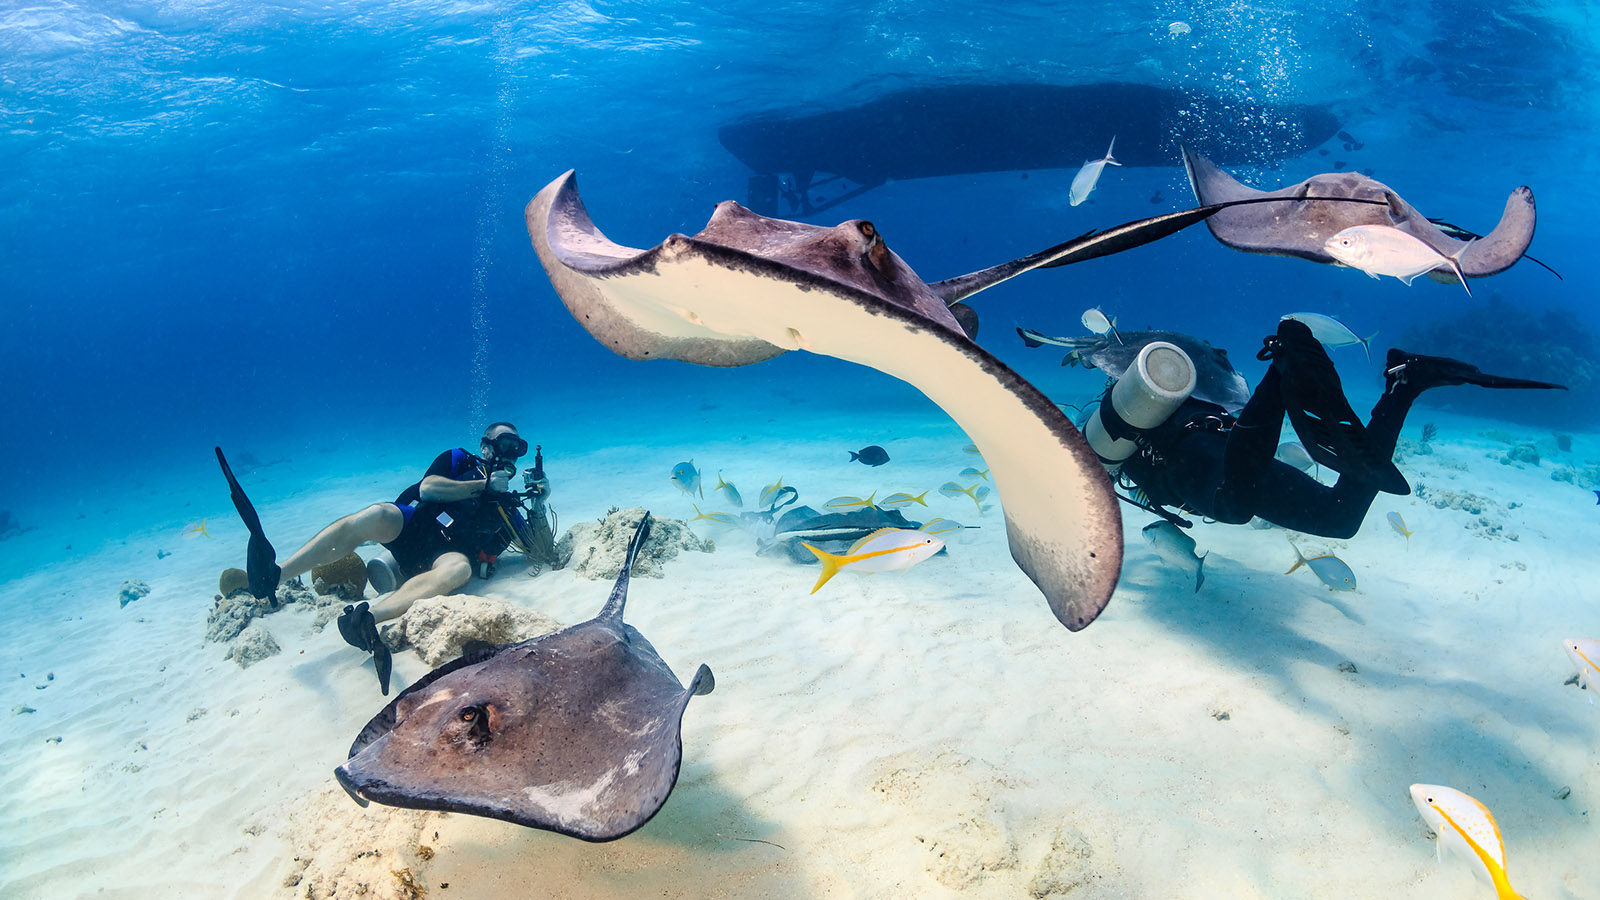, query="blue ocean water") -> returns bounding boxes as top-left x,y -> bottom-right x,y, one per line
4,0 -> 1595,537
